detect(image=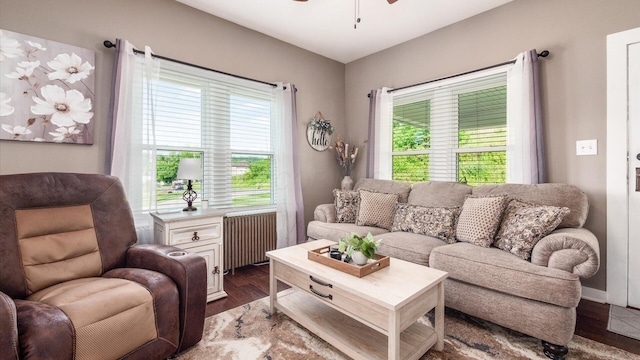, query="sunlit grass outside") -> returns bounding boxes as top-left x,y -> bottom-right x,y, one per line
232,192 -> 271,205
